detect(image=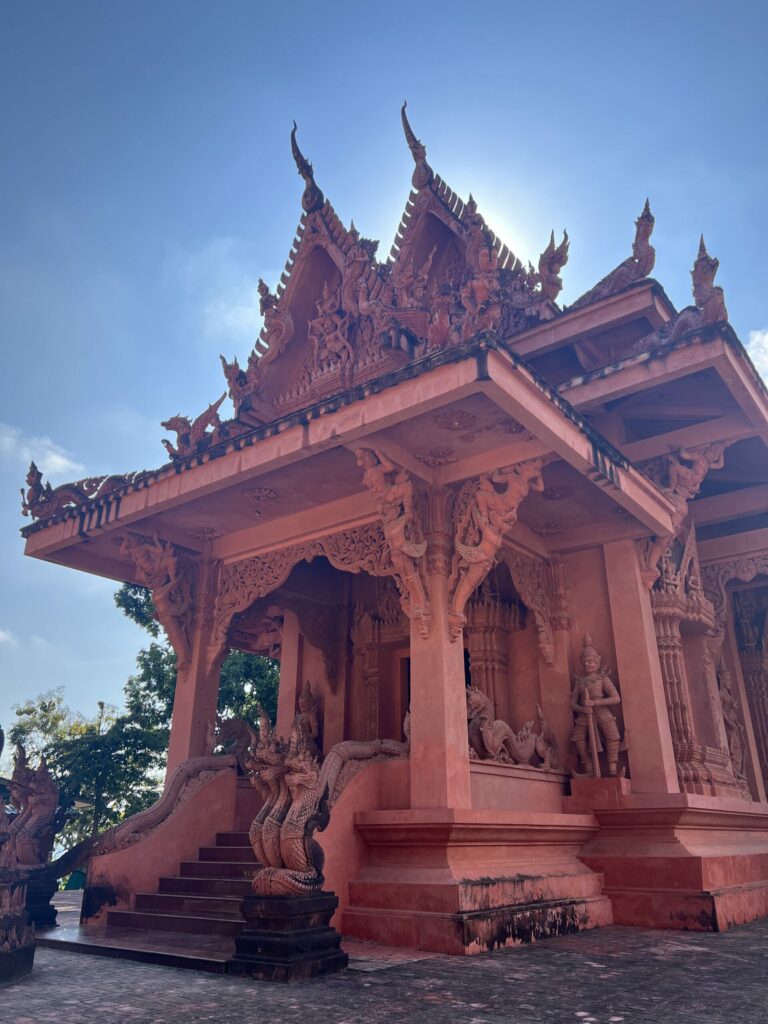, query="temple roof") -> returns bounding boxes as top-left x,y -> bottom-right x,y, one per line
19,108 -> 768,578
